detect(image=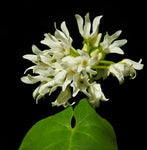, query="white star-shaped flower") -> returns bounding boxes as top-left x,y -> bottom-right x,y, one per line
100,30 -> 127,55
